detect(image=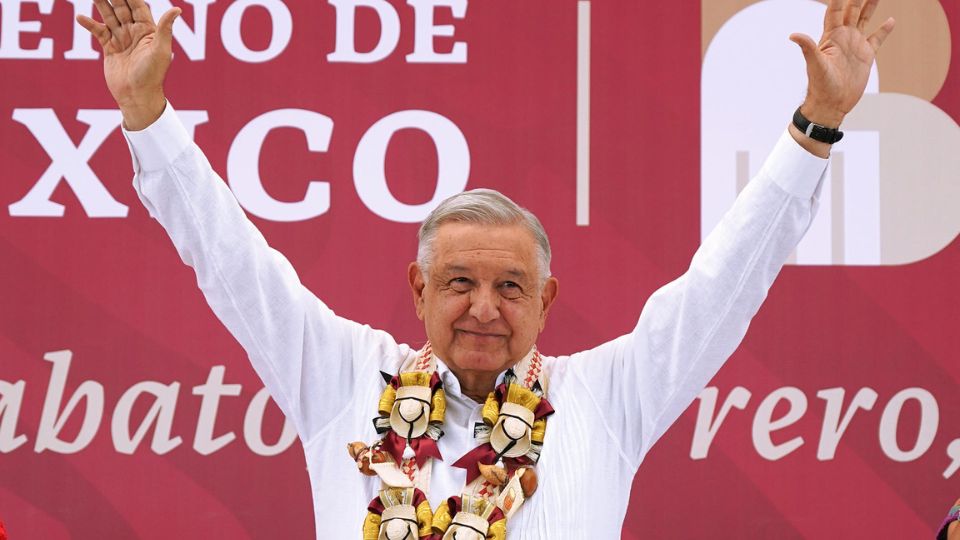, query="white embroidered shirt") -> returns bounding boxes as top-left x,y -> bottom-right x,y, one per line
123,103 -> 828,539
